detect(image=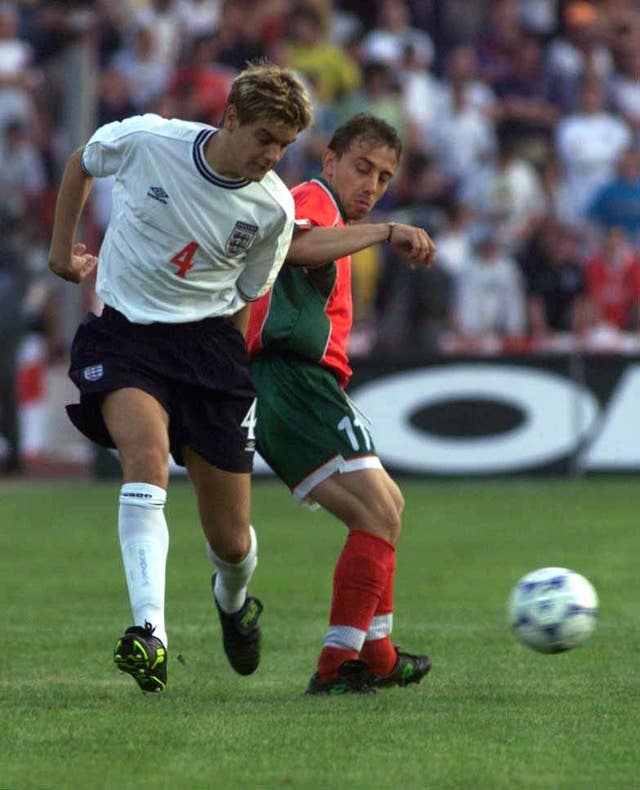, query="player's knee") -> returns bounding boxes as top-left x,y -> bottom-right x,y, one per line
356,498 -> 402,544
209,534 -> 251,564
204,518 -> 251,563
120,444 -> 169,487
